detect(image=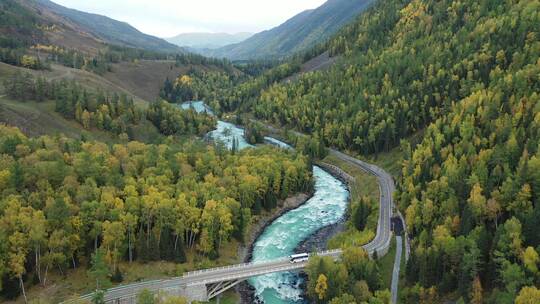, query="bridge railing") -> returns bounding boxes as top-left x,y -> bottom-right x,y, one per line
317,249 -> 342,256
182,257 -> 289,278
185,249 -> 344,285
182,249 -> 343,279
71,278 -> 177,302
